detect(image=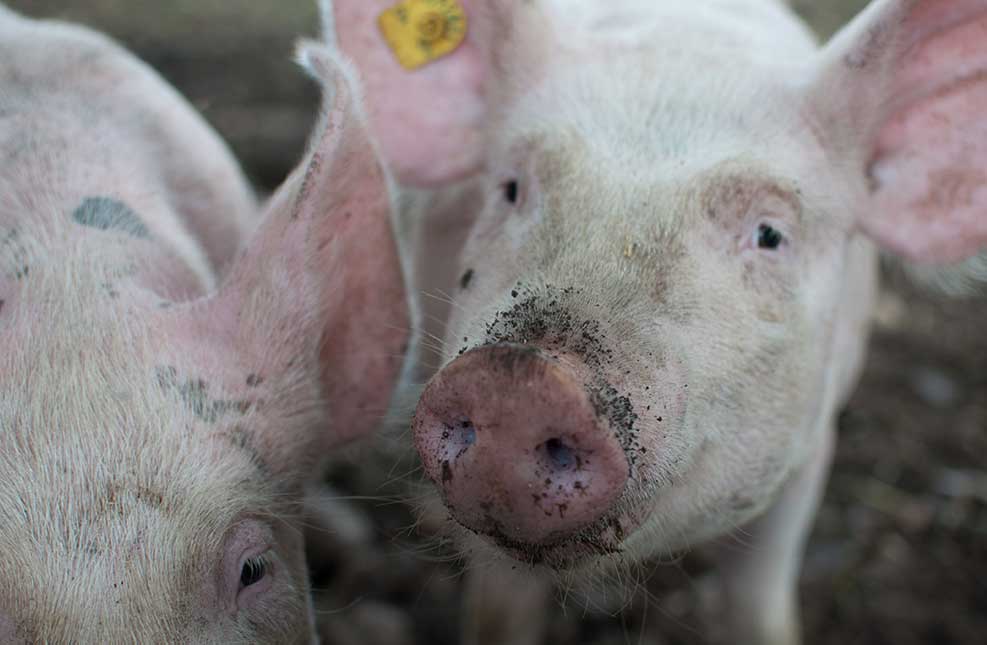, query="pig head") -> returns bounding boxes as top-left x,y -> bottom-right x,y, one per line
331,0 -> 987,642
0,7 -> 409,643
